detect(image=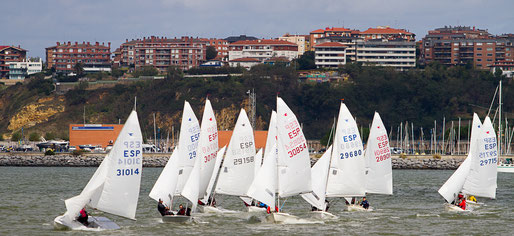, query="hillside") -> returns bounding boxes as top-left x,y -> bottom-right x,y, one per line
0,62 -> 510,141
